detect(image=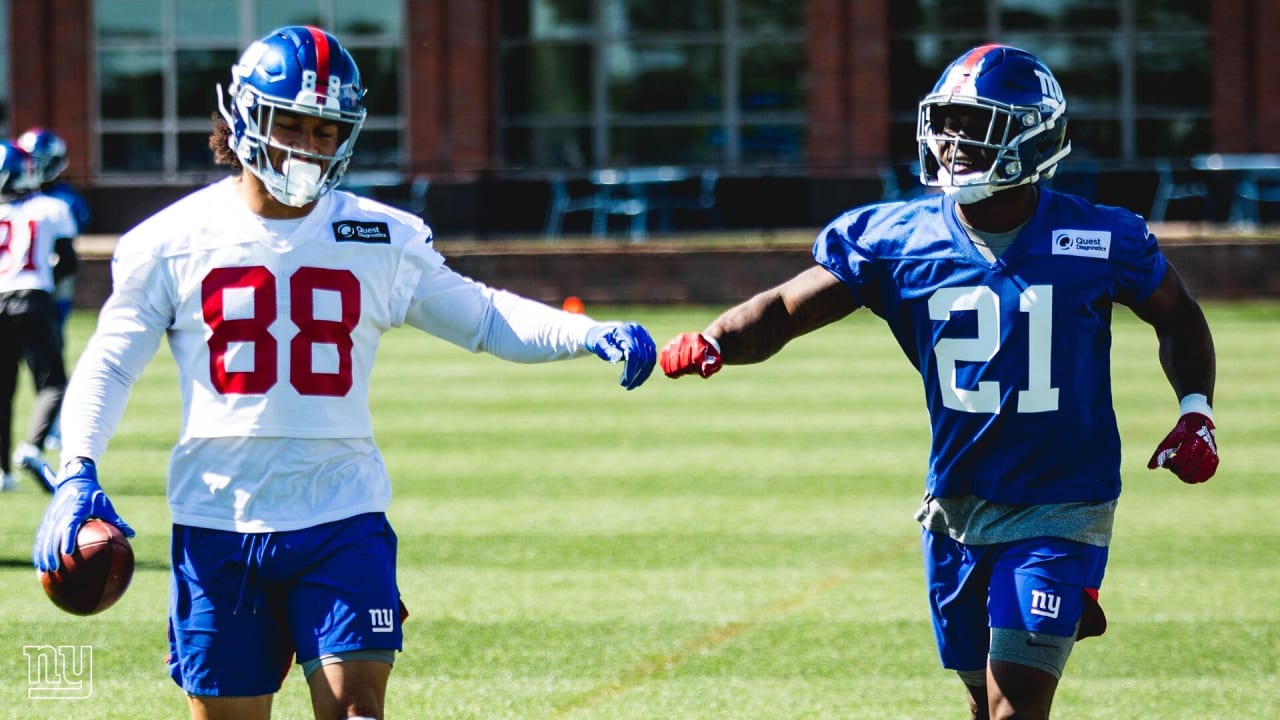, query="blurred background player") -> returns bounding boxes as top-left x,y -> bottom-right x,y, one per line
659,44 -> 1217,719
32,25 -> 654,720
1,140 -> 77,492
17,127 -> 89,452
